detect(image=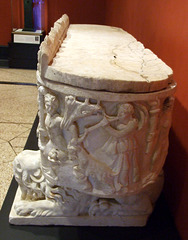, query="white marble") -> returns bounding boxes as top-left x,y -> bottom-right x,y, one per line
44,23 -> 173,93
10,14 -> 176,226
10,182 -> 162,226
